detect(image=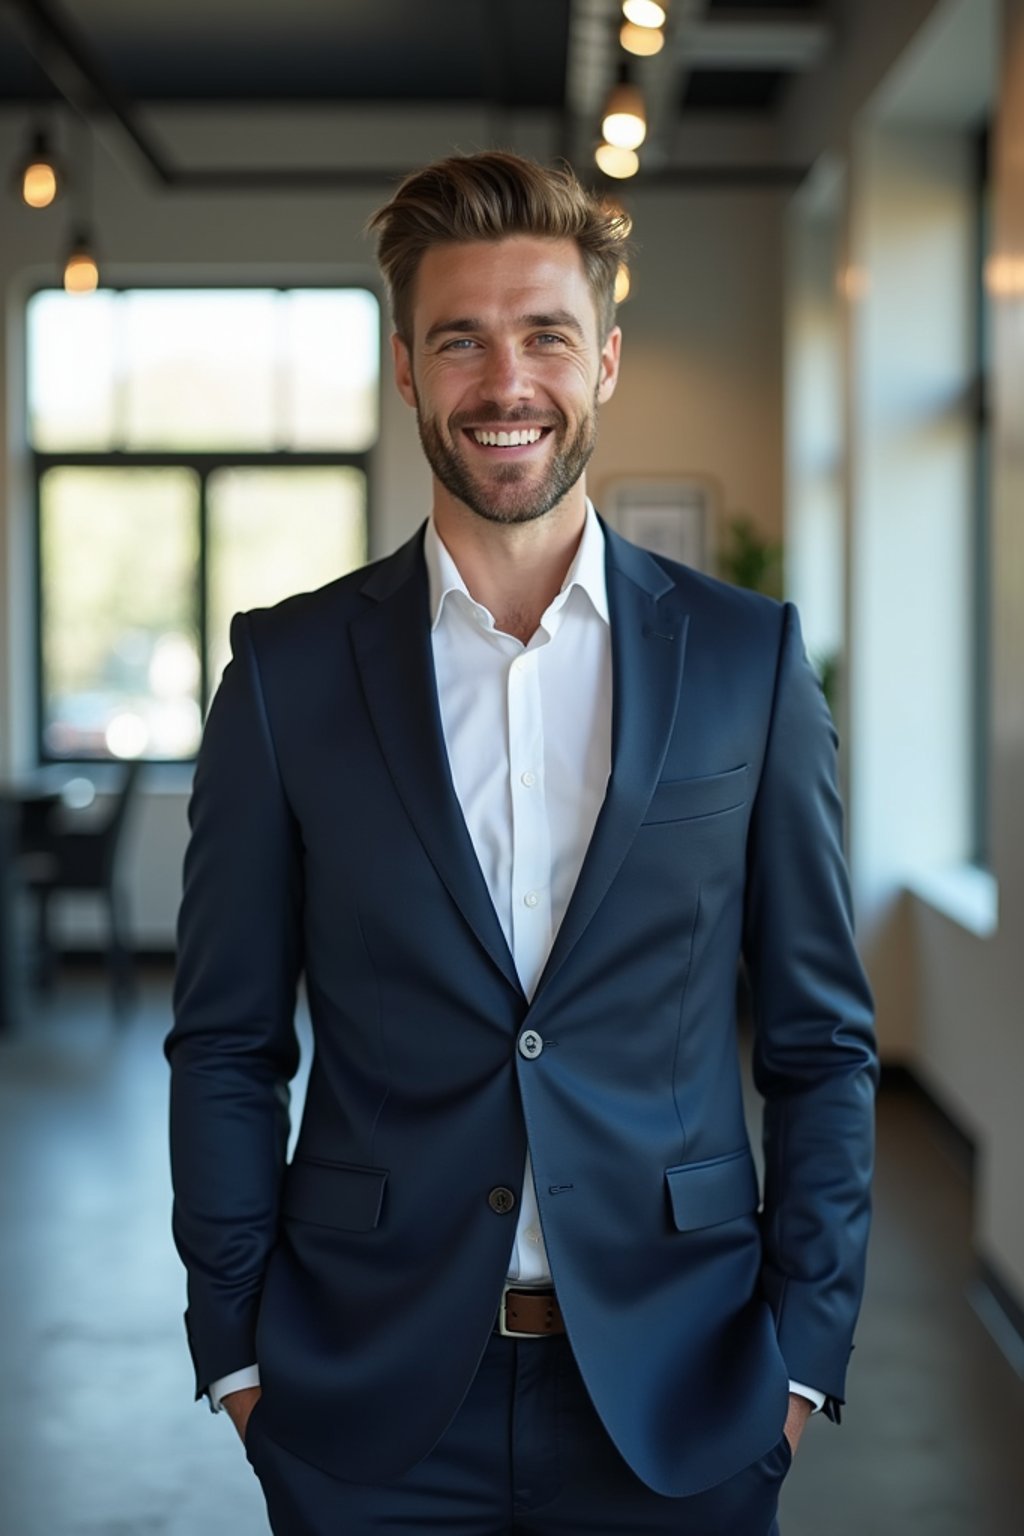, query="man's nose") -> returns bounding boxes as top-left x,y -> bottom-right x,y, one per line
478,343 -> 534,405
